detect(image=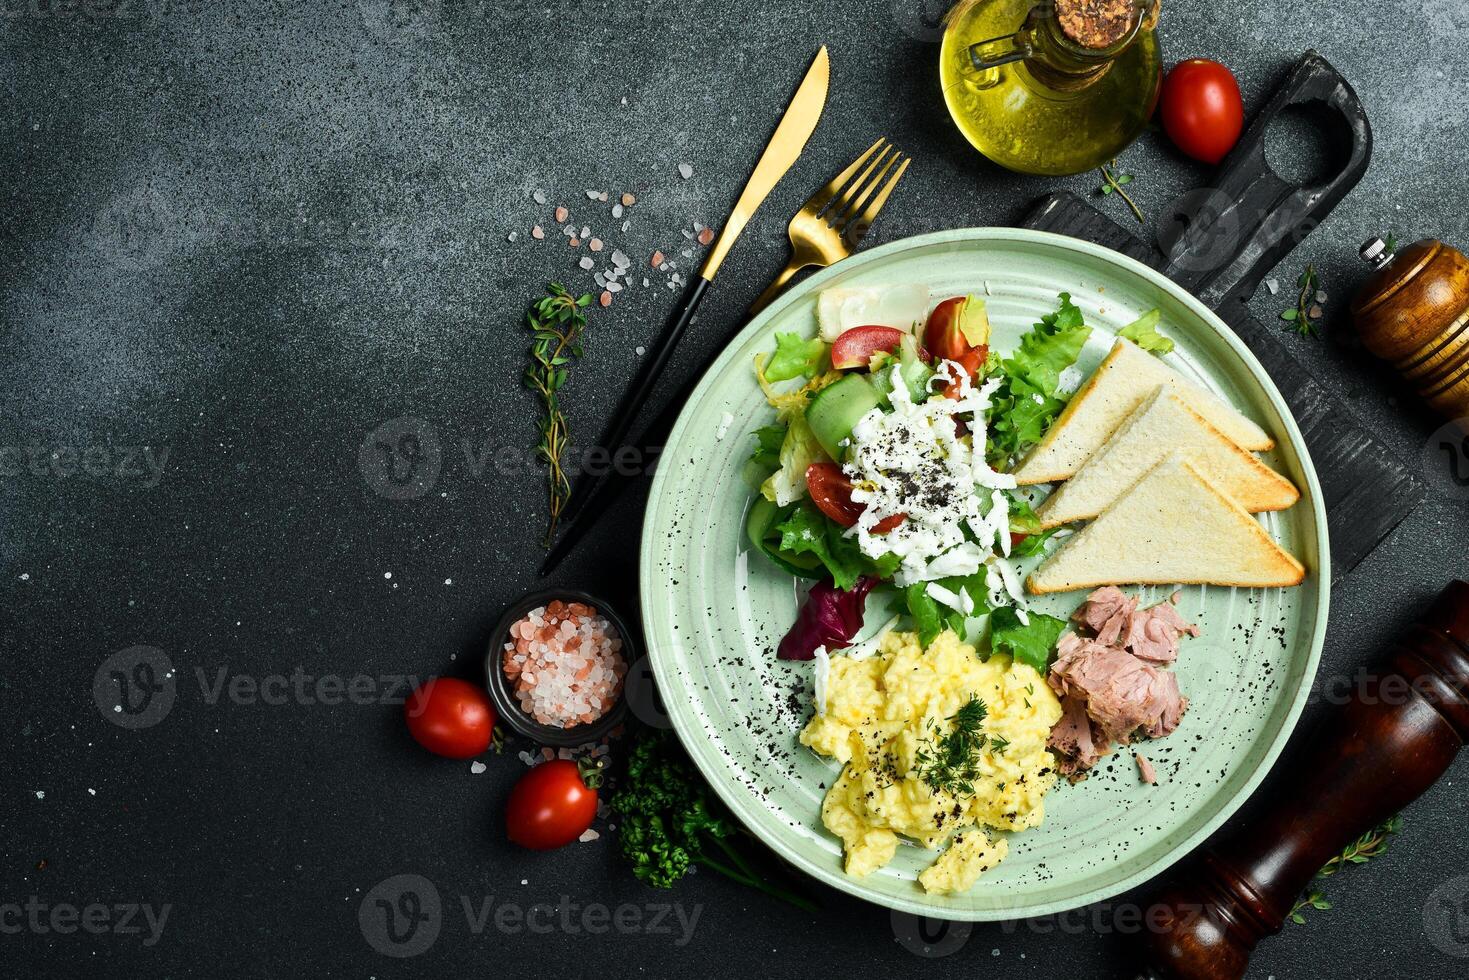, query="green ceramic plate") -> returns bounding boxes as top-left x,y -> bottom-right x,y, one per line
639,228 -> 1329,920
